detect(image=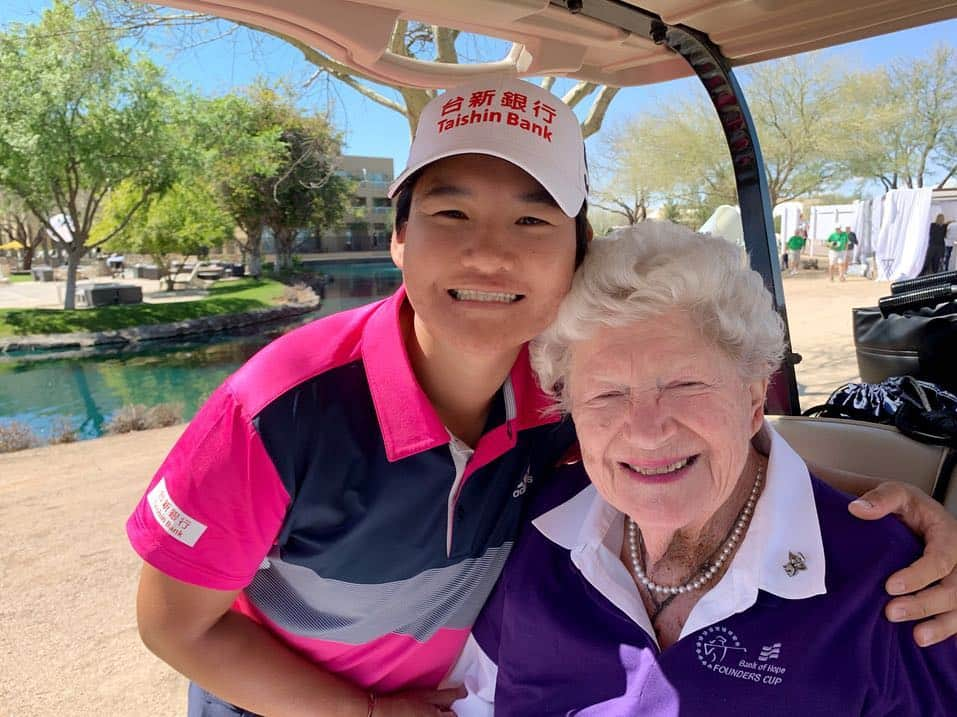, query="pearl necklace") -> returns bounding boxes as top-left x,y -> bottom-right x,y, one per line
625,468 -> 763,596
